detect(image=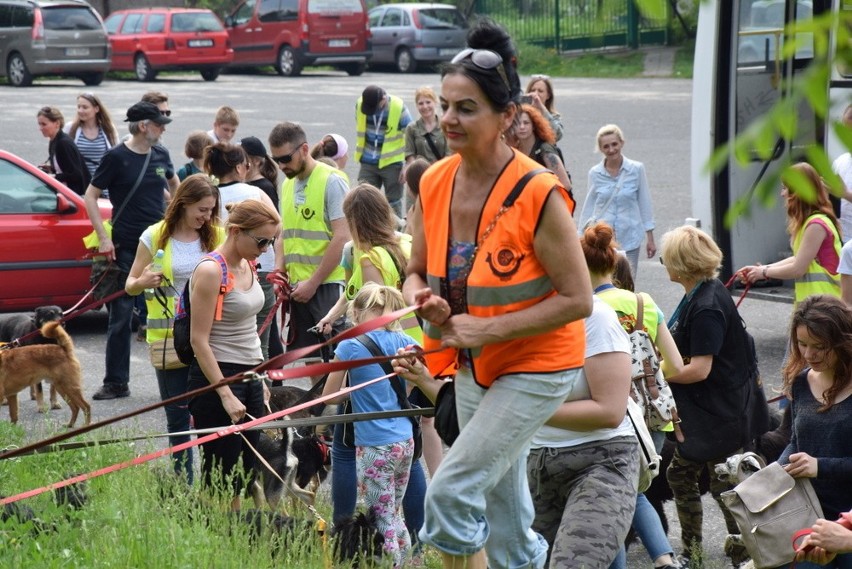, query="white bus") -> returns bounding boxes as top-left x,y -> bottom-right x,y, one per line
691,0 -> 850,300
